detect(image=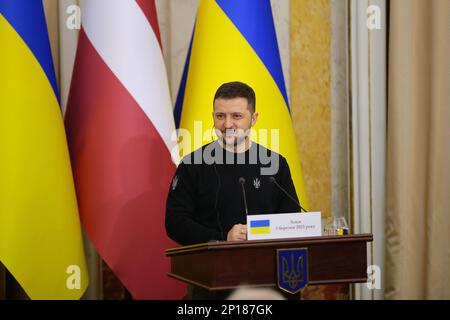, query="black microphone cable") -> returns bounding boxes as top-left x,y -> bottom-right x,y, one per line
269,176 -> 308,213
239,177 -> 249,222
210,126 -> 225,240
213,157 -> 225,241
